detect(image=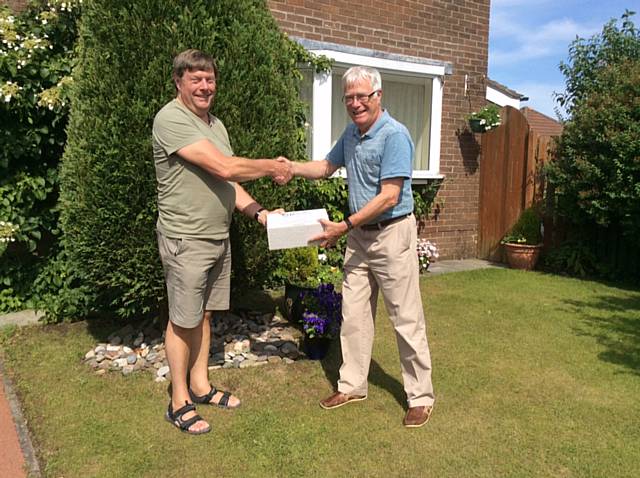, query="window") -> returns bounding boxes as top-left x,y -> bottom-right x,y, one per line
300,47 -> 446,179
